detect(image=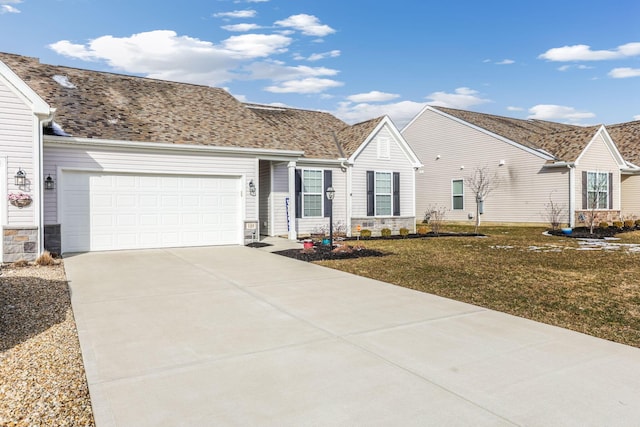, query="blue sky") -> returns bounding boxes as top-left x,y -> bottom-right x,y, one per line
1,0 -> 639,128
